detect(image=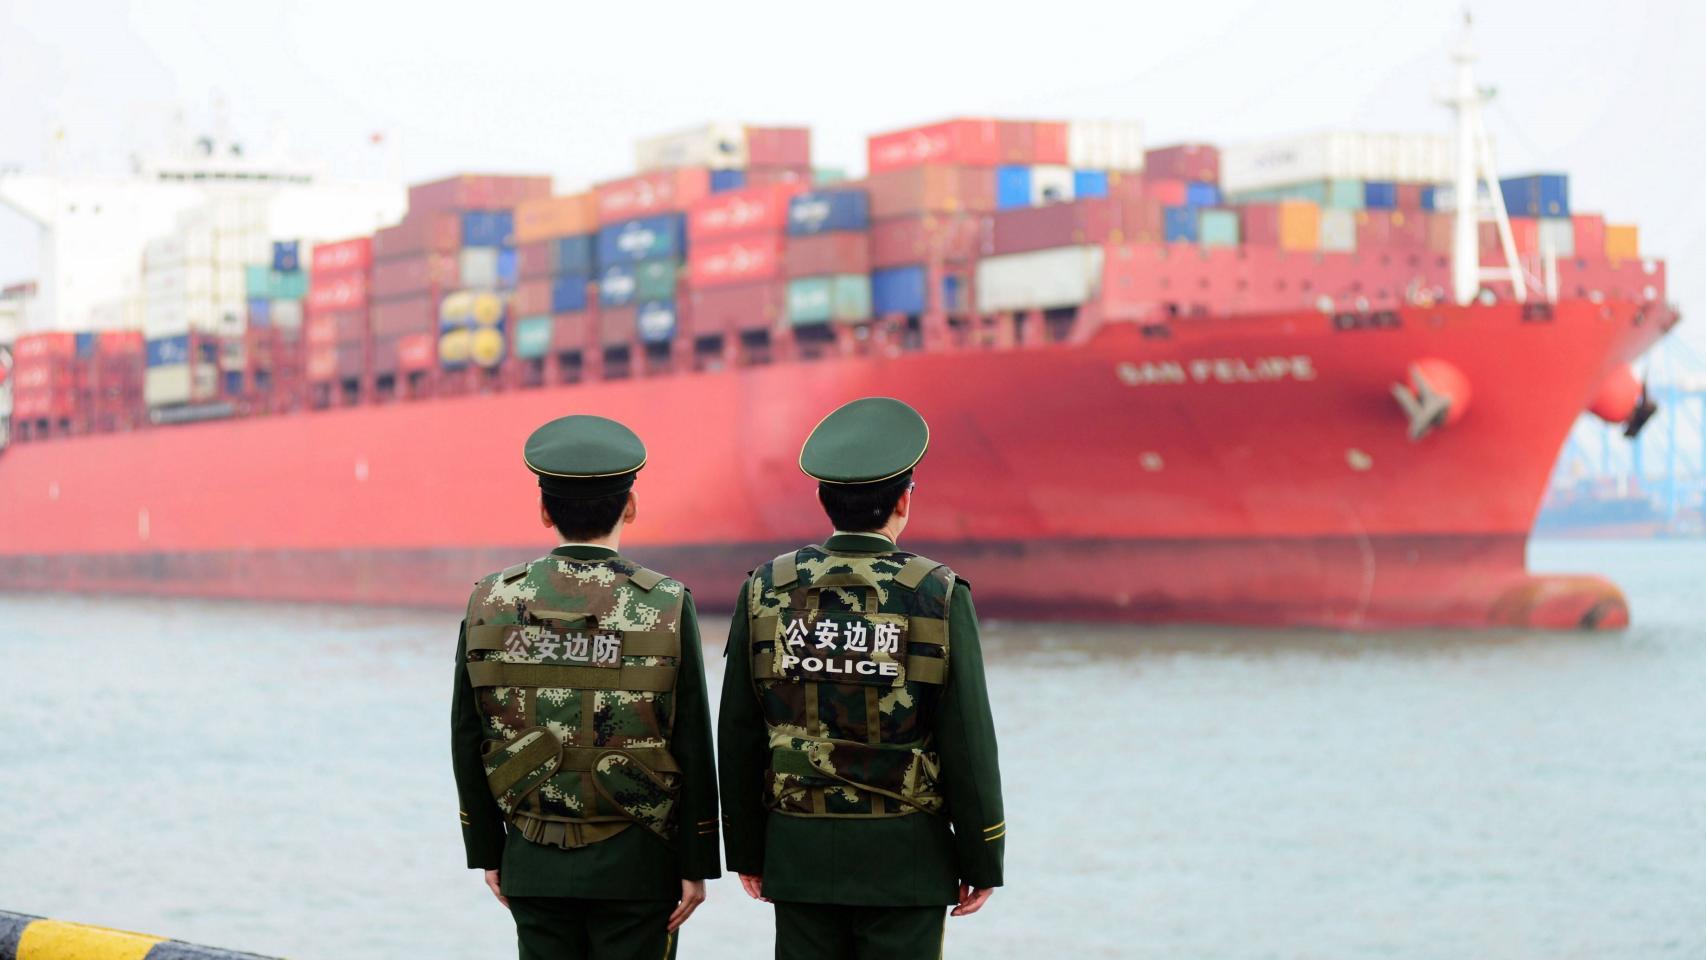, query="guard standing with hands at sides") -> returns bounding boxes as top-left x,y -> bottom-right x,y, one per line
718,396 -> 1006,960
451,414 -> 721,960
